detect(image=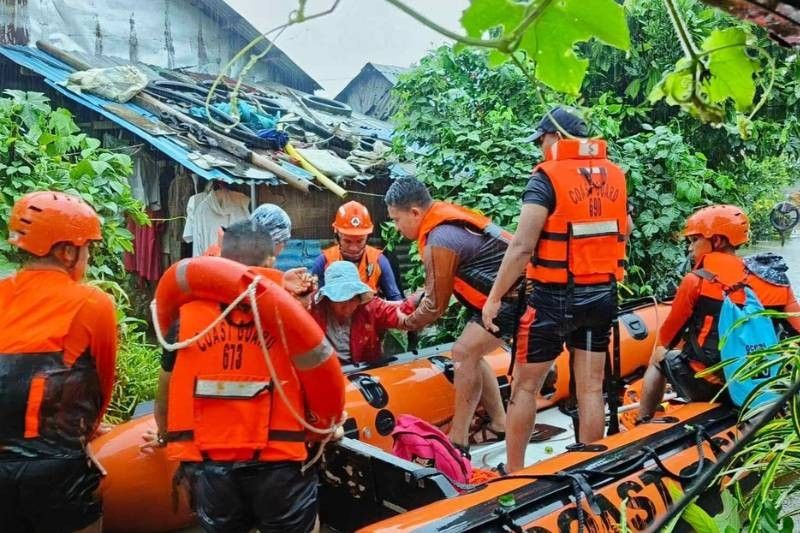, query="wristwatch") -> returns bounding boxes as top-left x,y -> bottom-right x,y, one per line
156,432 -> 168,447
